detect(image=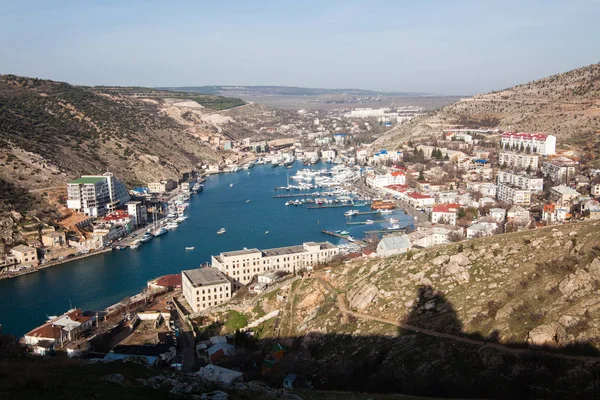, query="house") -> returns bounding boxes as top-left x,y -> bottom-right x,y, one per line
208,342 -> 236,363
10,245 -> 39,267
489,208 -> 507,222
197,365 -> 243,385
376,235 -> 412,257
542,203 -> 571,224
431,204 -> 460,225
148,180 -> 177,194
507,205 -> 530,222
366,171 -> 406,188
592,183 -> 600,197
41,231 -> 66,248
147,274 -> 182,291
406,192 -> 435,209
466,222 -> 497,238
257,270 -> 282,284
408,225 -> 462,248
24,309 -> 95,349
550,185 -> 580,207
